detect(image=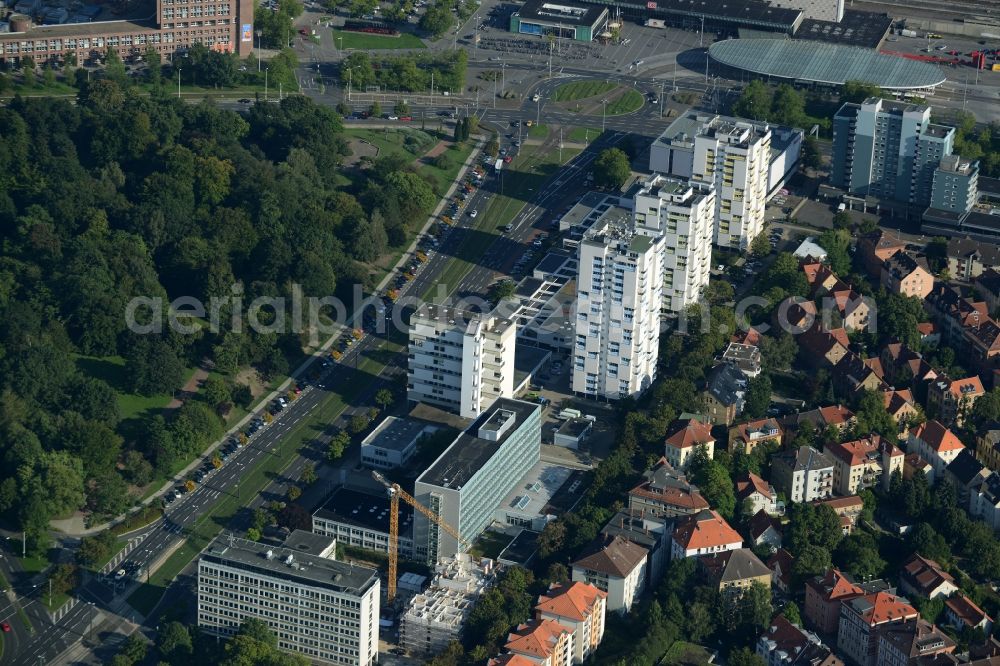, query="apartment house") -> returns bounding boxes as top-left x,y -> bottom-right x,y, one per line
882,389 -> 919,435
407,304 -> 517,419
747,510 -> 783,550
824,435 -> 903,495
699,547 -> 771,602
877,619 -> 956,666
663,418 -> 715,471
858,229 -> 905,279
970,472 -> 1000,531
881,252 -> 934,300
899,554 -> 958,601
944,449 -> 990,505
772,446 -> 835,503
571,535 -> 648,614
729,417 -> 783,454
735,472 -> 778,516
504,619 -> 574,666
945,594 -> 993,635
757,615 -> 842,666
907,420 -> 966,481
670,509 -> 743,559
628,458 -> 710,518
805,568 -> 865,635
534,582 -> 607,664
926,374 -> 984,427
948,237 -> 1000,281
976,422 -> 1000,472
837,592 -> 918,666
702,362 -> 748,426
